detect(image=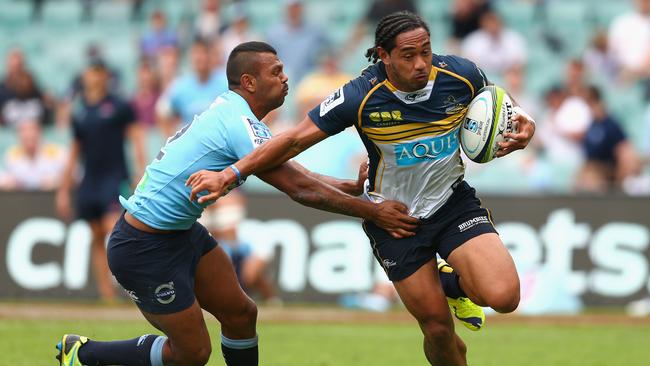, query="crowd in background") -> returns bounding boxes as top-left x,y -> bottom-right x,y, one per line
1,0 -> 650,196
